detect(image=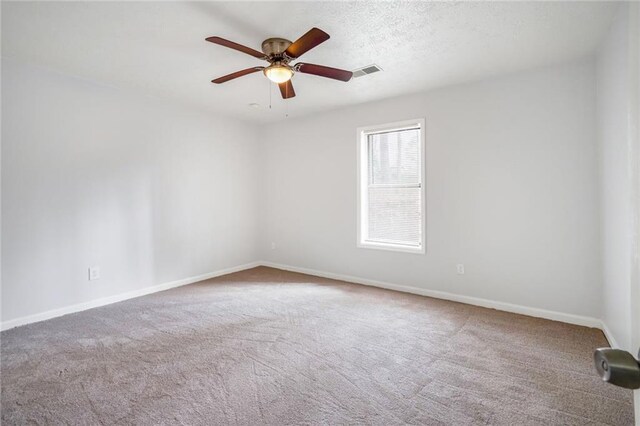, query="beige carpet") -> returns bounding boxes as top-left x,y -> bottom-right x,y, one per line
1,266 -> 634,425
